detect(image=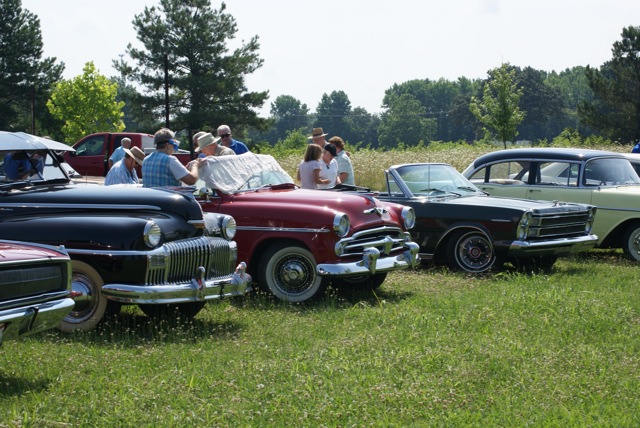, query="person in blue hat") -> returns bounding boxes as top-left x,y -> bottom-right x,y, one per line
142,128 -> 203,188
632,140 -> 640,153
